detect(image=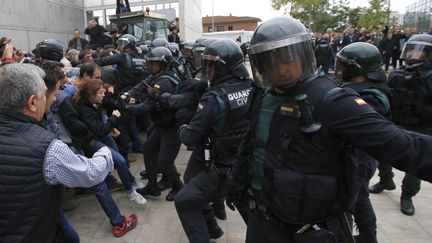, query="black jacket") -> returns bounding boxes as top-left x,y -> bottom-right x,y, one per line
0,111 -> 61,243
